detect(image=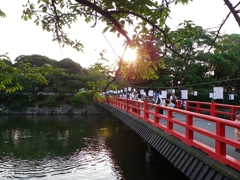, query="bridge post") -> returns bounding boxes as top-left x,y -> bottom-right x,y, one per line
210,101 -> 216,117
154,106 -> 159,124
116,119 -> 123,133
145,143 -> 161,163
144,101 -> 149,121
